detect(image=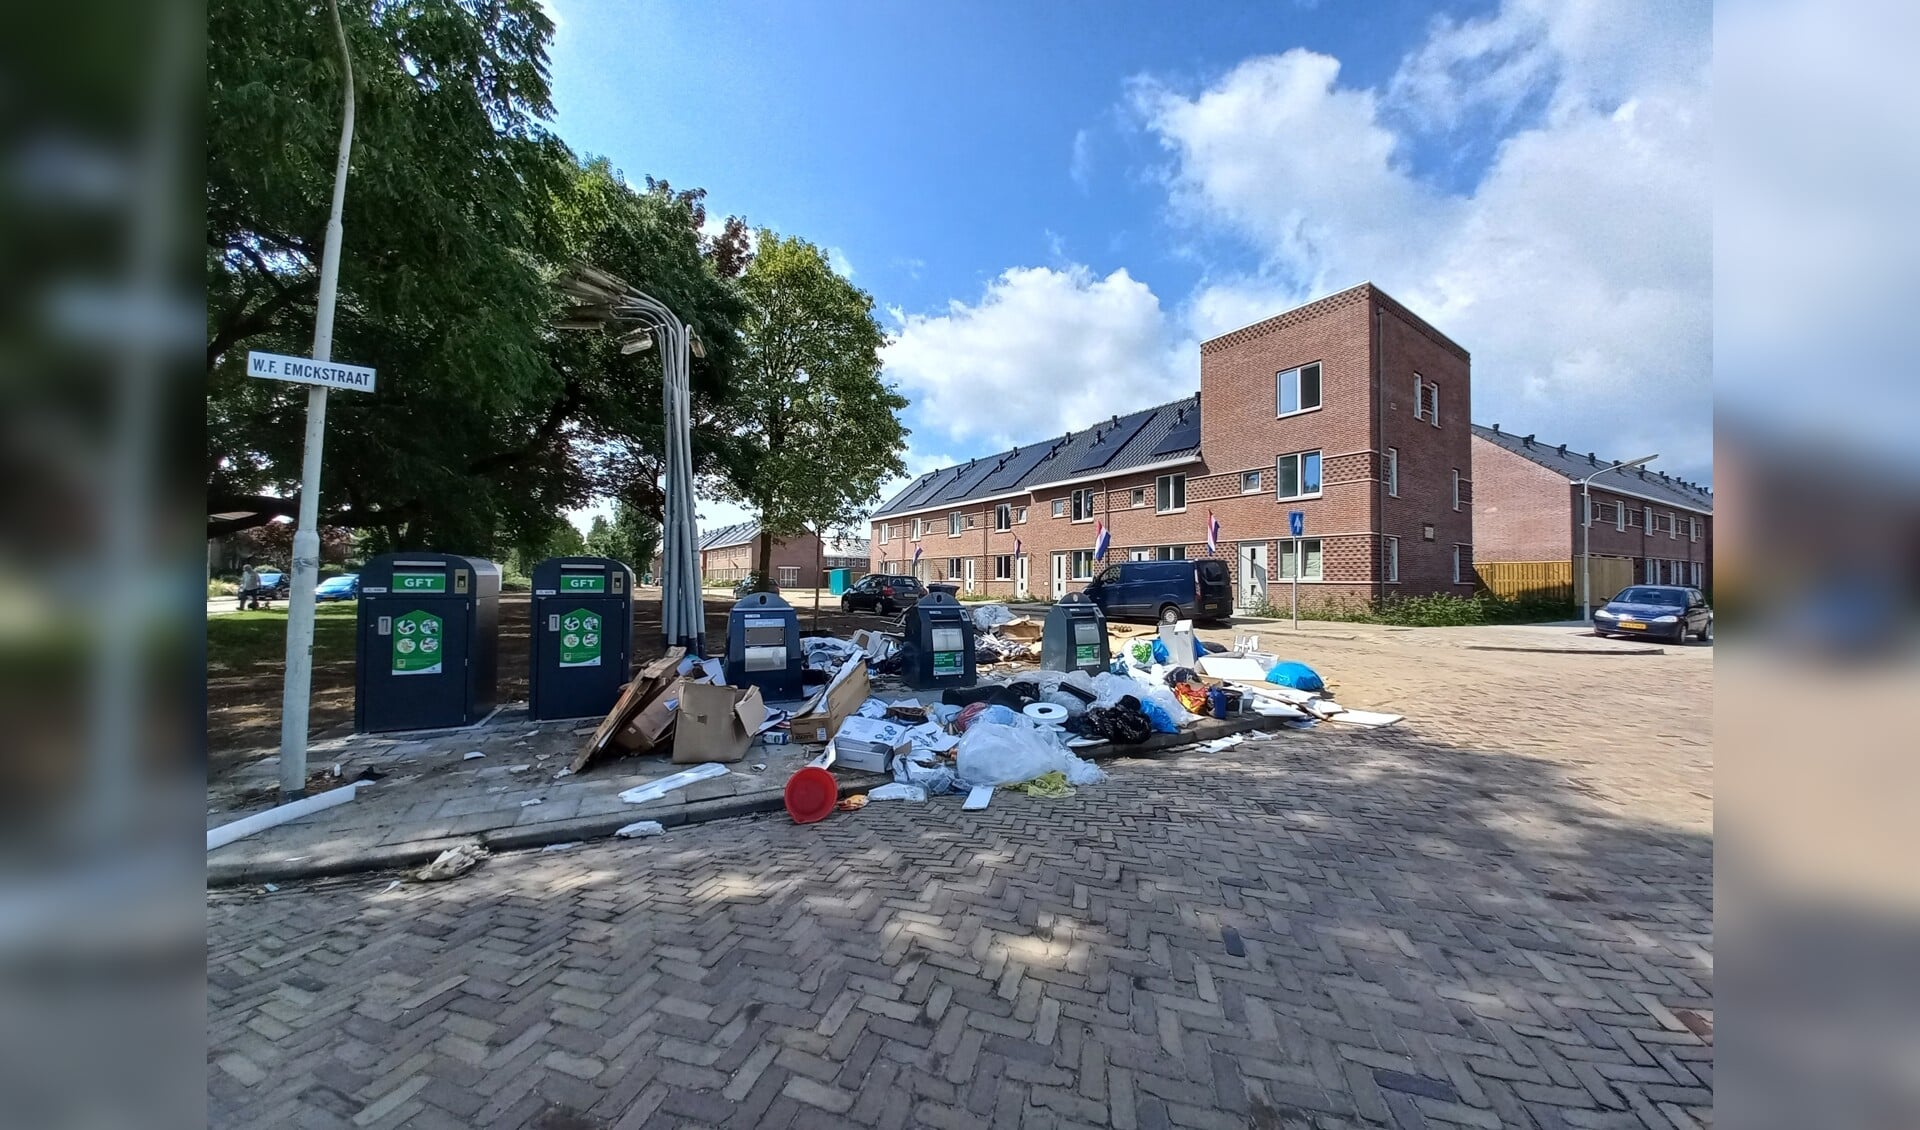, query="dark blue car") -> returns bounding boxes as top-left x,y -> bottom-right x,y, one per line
315,573 -> 360,602
1593,585 -> 1713,643
1083,559 -> 1233,624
